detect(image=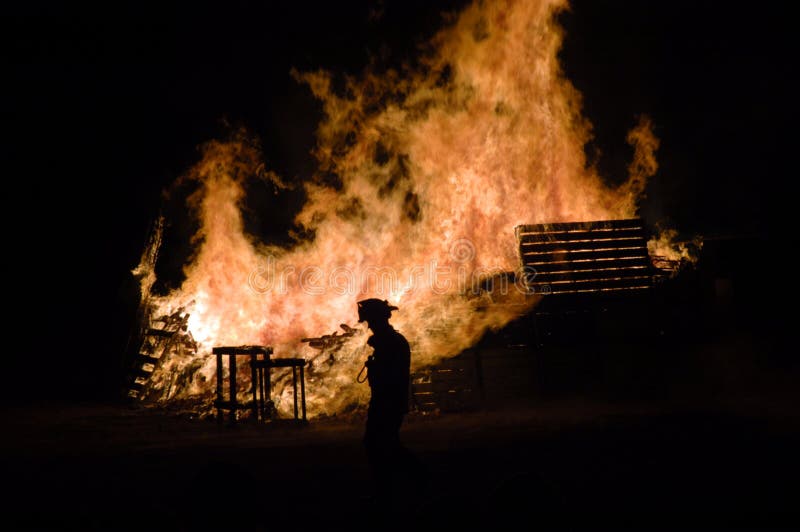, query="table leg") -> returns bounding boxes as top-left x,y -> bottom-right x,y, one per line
215,353 -> 223,424
265,362 -> 272,420
229,354 -> 237,424
258,359 -> 266,421
292,366 -> 298,420
300,364 -> 306,421
249,354 -> 258,422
